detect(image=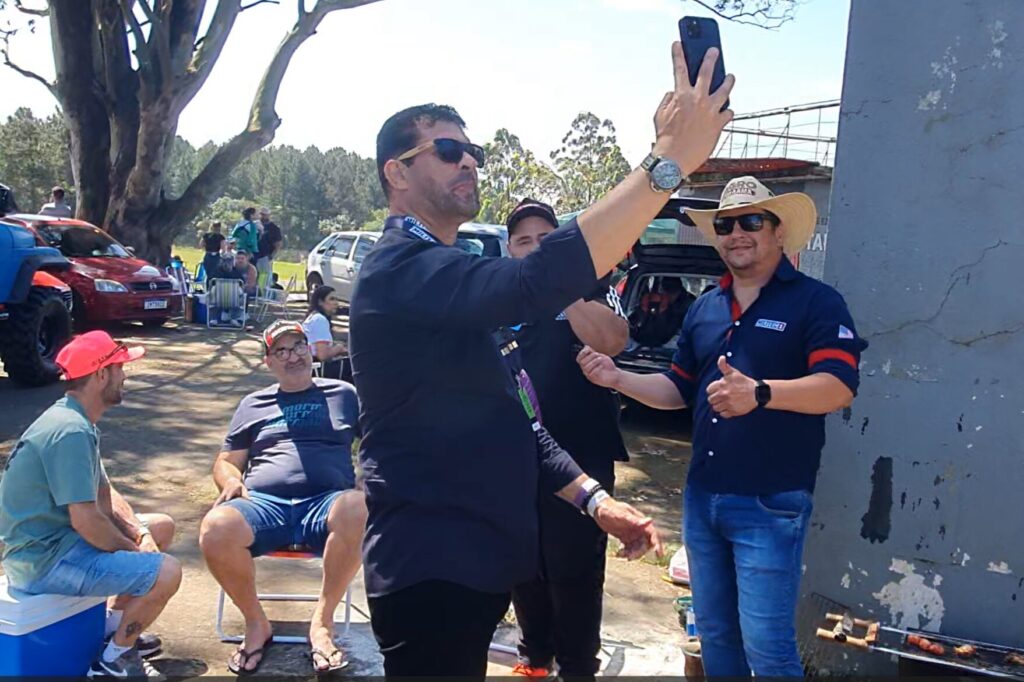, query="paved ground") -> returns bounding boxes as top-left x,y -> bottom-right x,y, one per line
0,311 -> 695,677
